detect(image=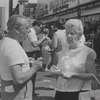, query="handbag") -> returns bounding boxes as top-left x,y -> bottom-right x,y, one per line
79,73 -> 100,100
